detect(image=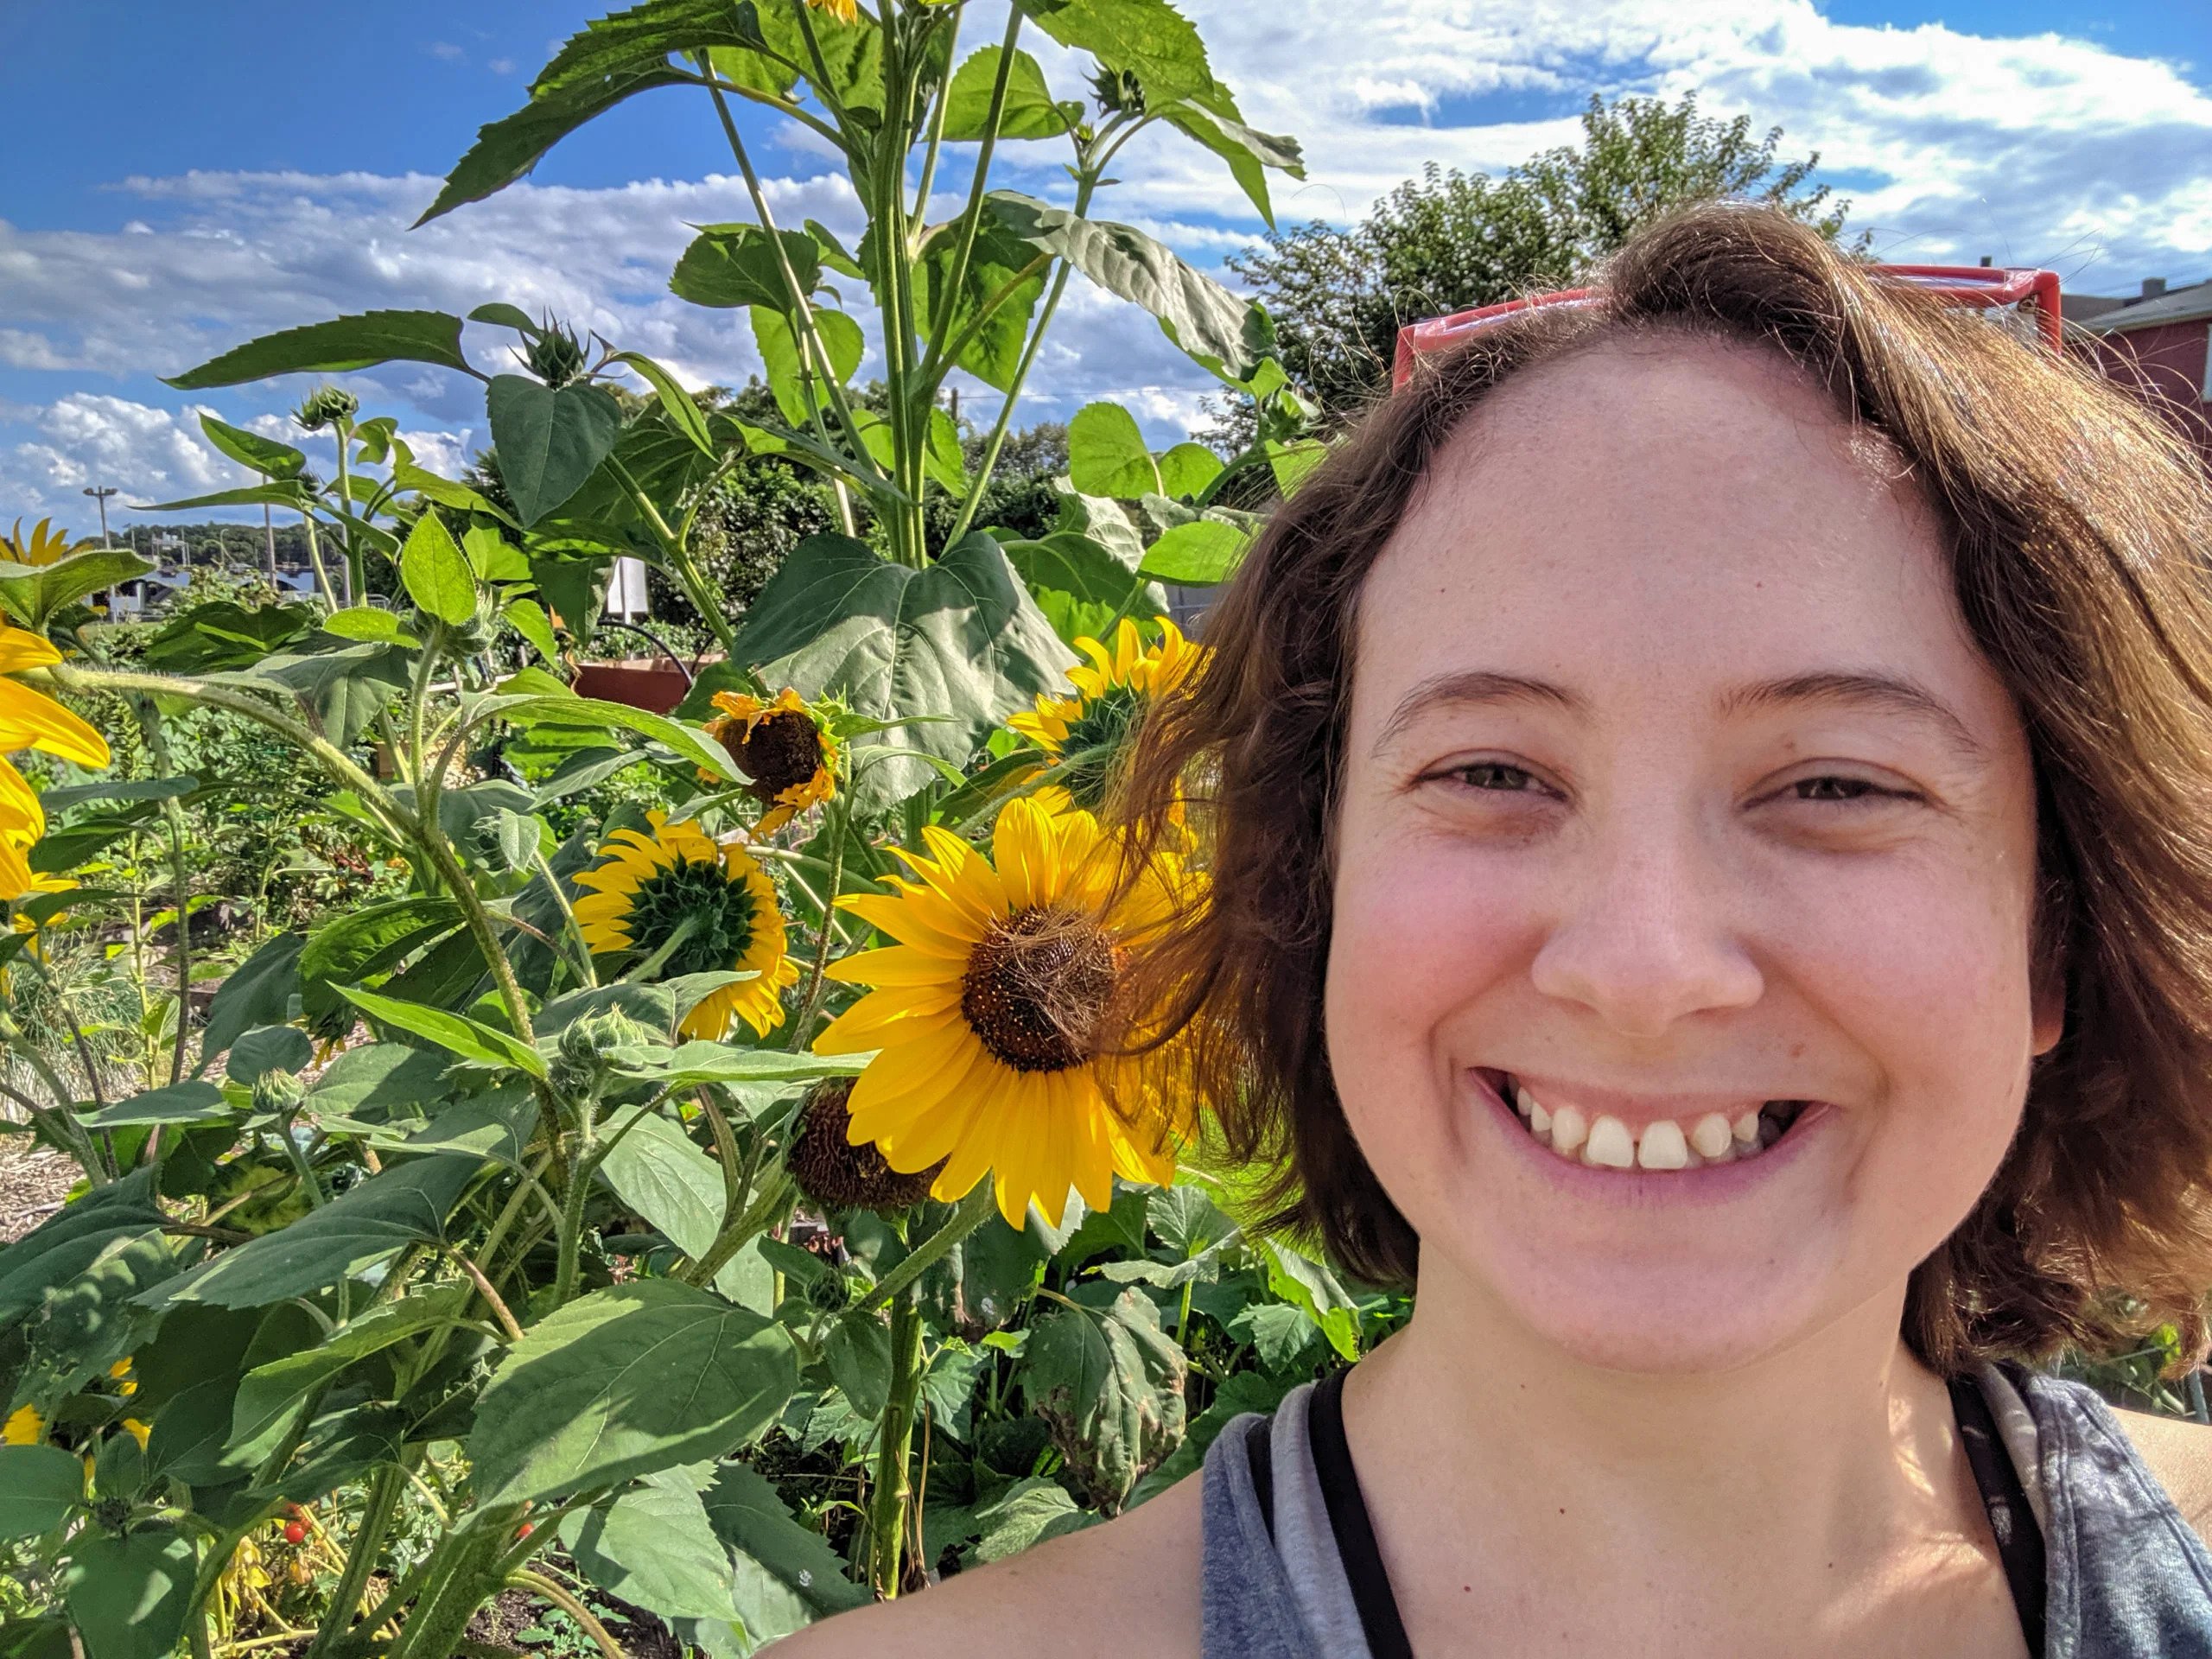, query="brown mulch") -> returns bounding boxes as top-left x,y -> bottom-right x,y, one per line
0,1141 -> 82,1242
